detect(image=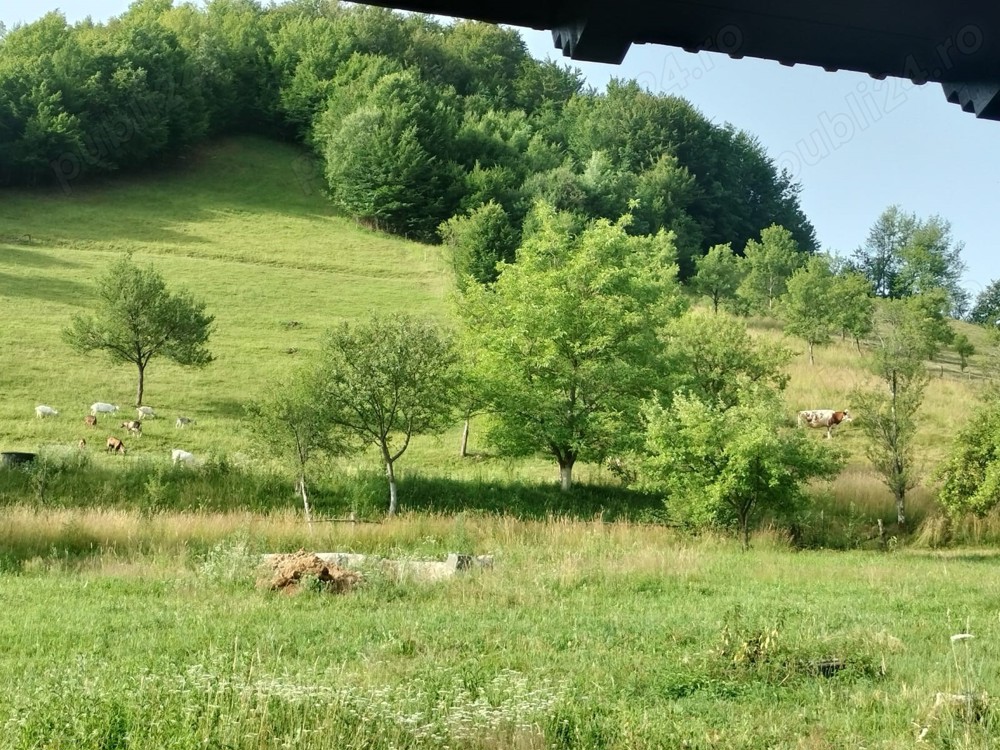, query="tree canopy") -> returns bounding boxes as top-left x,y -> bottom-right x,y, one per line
318,312 -> 460,515
63,253 -> 214,407
460,203 -> 684,490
